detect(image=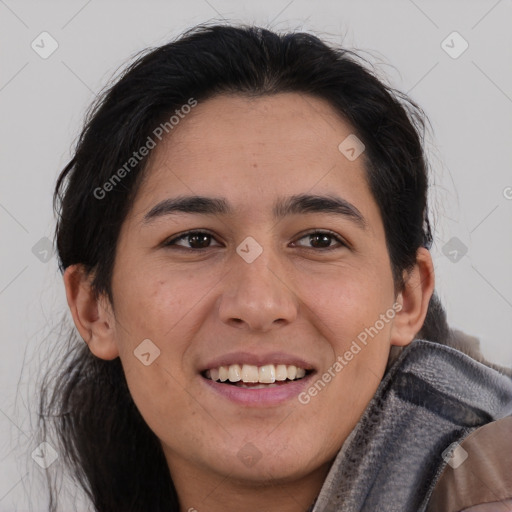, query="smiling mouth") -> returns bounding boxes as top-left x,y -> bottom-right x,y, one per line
201,363 -> 313,388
